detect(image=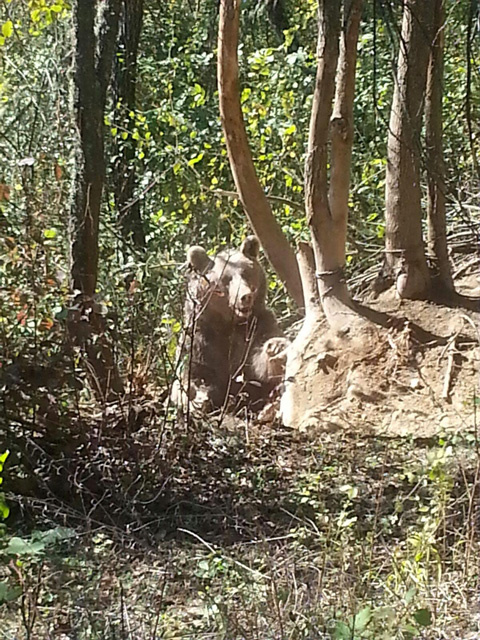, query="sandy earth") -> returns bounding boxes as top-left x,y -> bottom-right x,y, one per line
278,271 -> 479,438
